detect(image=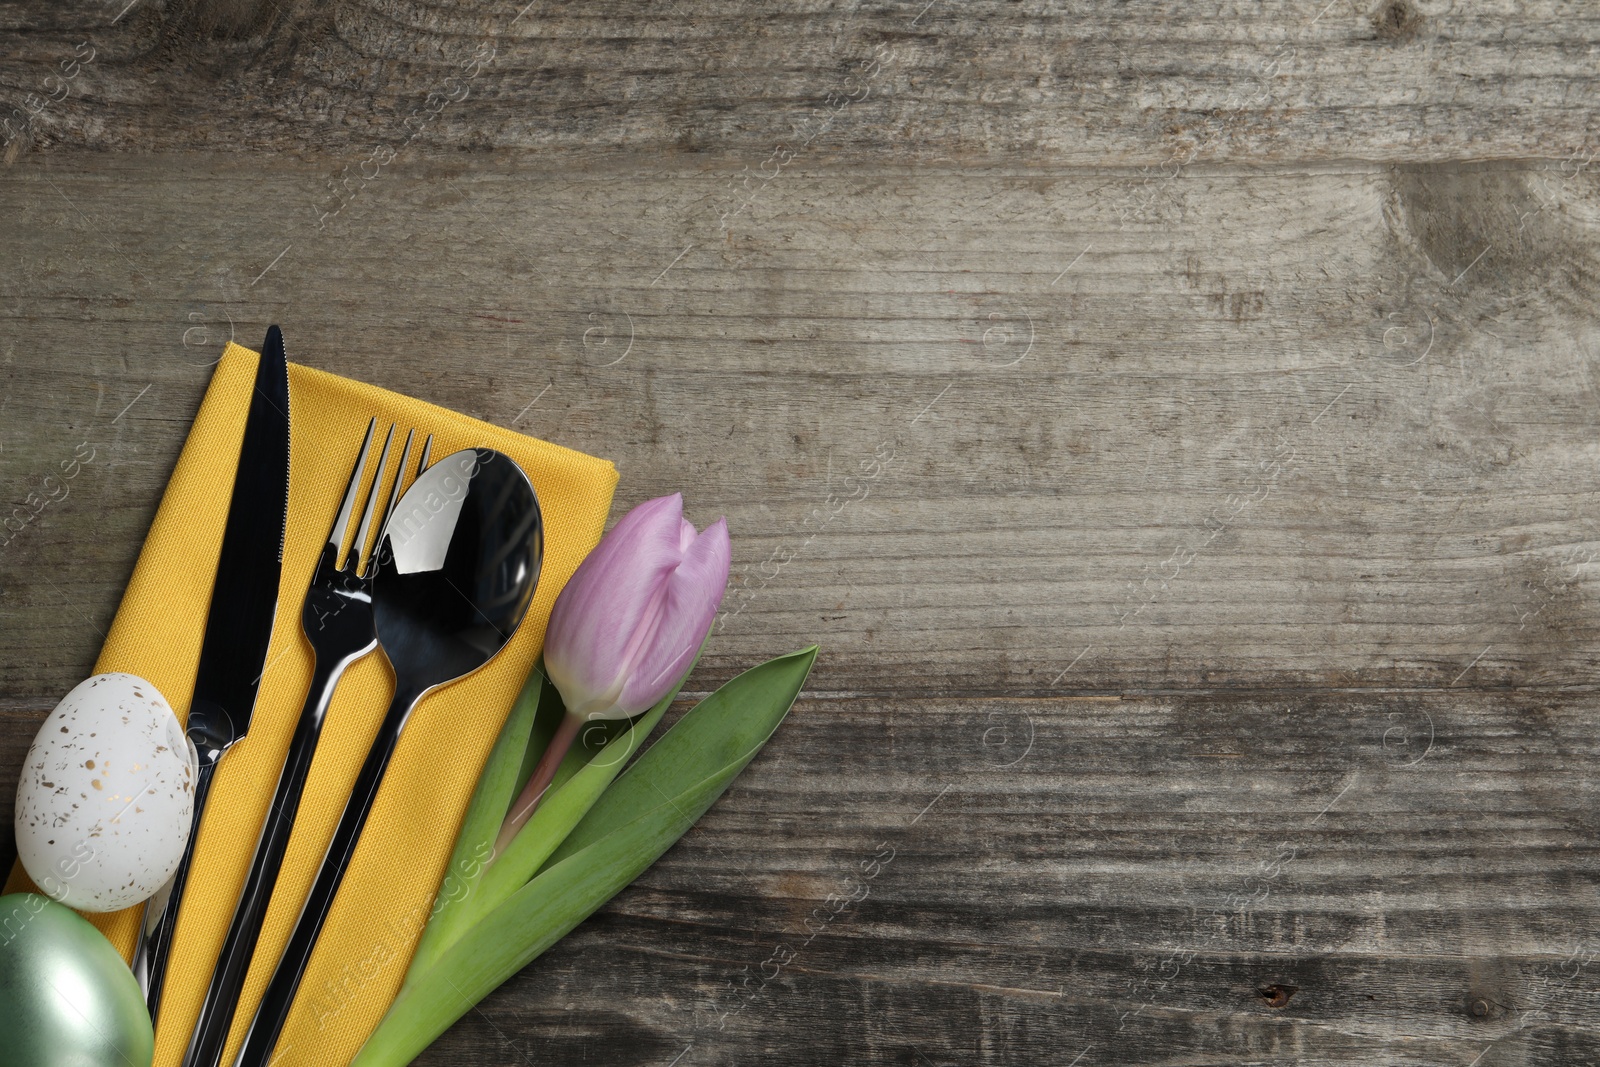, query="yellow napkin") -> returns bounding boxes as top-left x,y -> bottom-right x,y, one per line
6,343 -> 618,1066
